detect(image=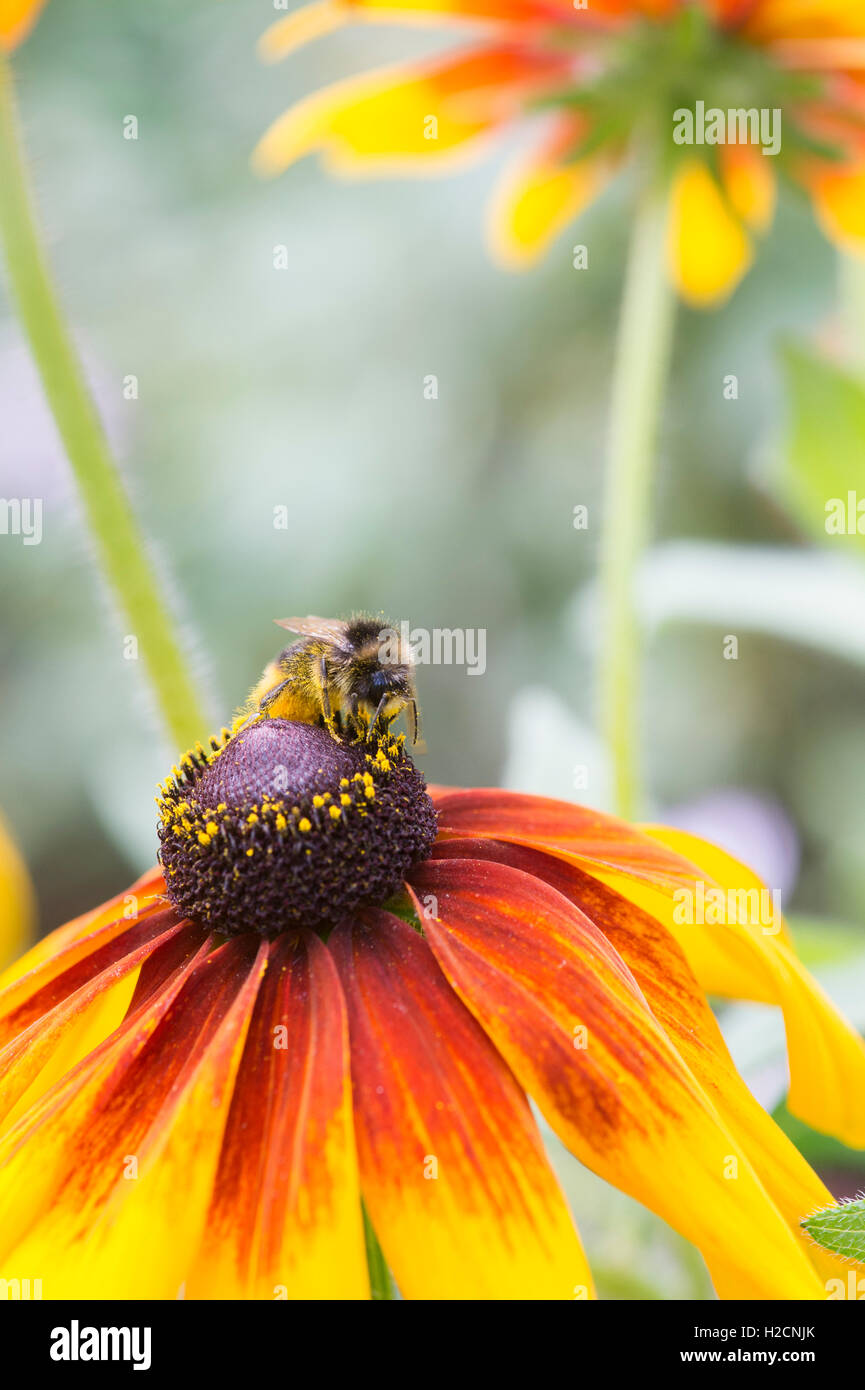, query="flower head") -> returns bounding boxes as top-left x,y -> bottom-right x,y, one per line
0,720 -> 863,1298
253,0 -> 865,304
